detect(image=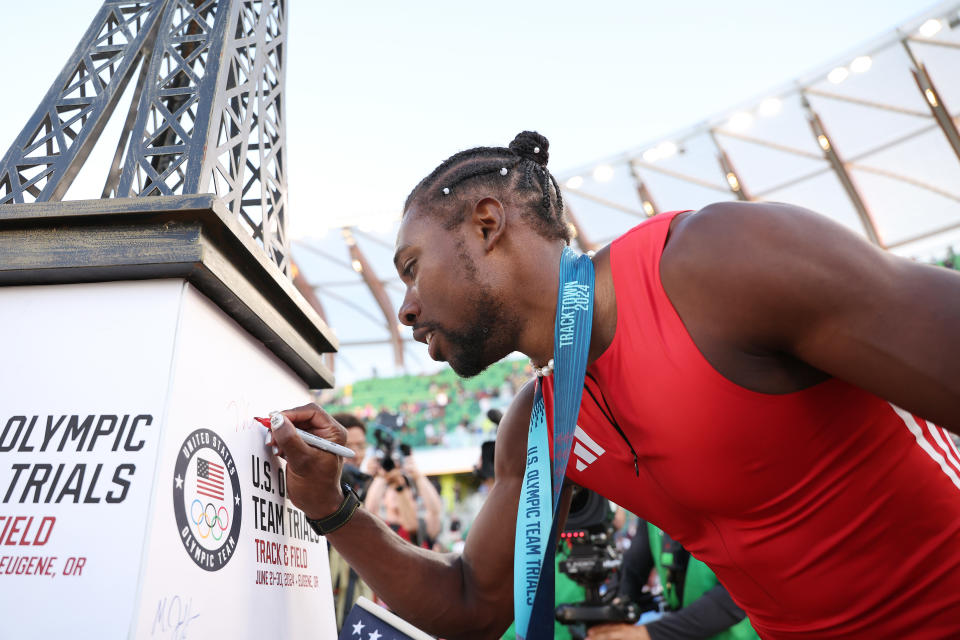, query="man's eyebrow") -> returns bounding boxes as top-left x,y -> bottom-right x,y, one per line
393,244 -> 410,271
